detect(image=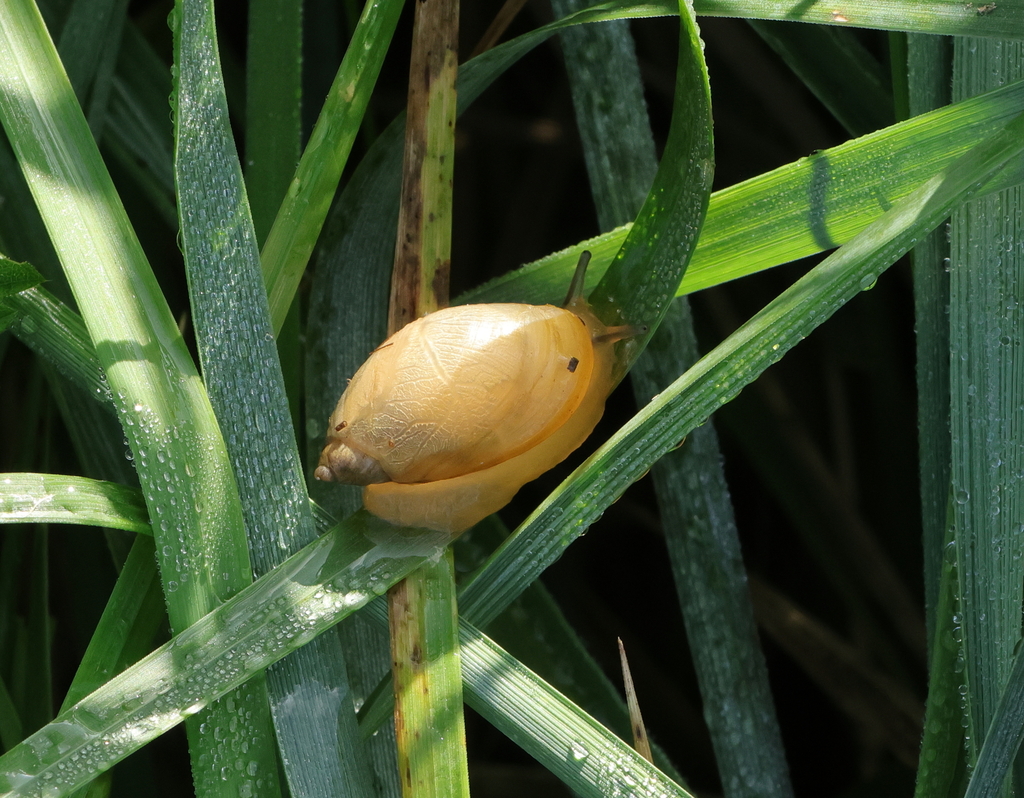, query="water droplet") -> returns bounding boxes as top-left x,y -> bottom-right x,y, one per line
569,741 -> 589,761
